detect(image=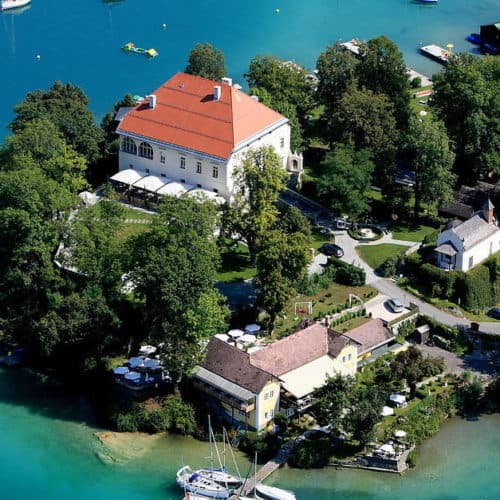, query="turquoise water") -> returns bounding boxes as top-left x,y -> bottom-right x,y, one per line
0,0 -> 498,136
0,367 -> 499,499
